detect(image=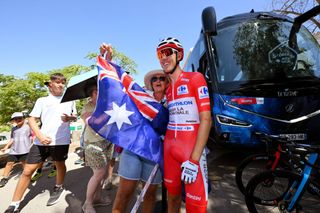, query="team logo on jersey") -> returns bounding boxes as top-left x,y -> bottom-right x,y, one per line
198,86 -> 209,99
177,85 -> 188,95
